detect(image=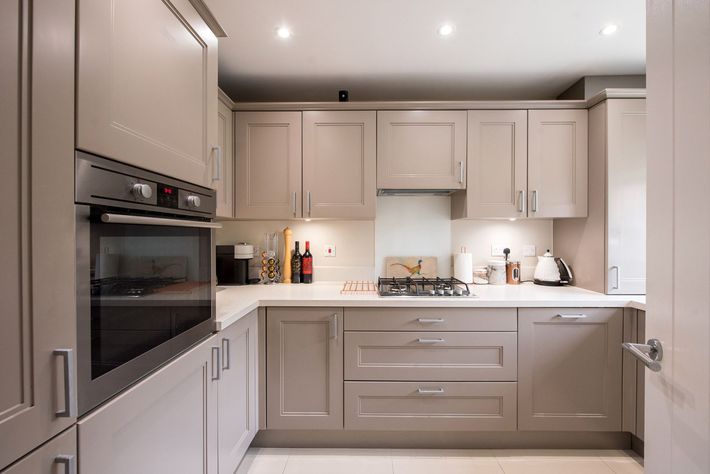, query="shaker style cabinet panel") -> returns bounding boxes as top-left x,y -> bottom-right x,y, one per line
216,95 -> 234,218
1,427 -> 76,474
218,311 -> 259,474
455,110 -> 528,218
266,308 -> 344,430
302,111 -> 376,219
606,100 -> 647,294
0,0 -> 76,469
518,308 -> 623,431
77,0 -> 219,187
78,336 -> 219,474
528,110 -> 588,218
377,111 -> 467,190
235,112 -> 302,219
